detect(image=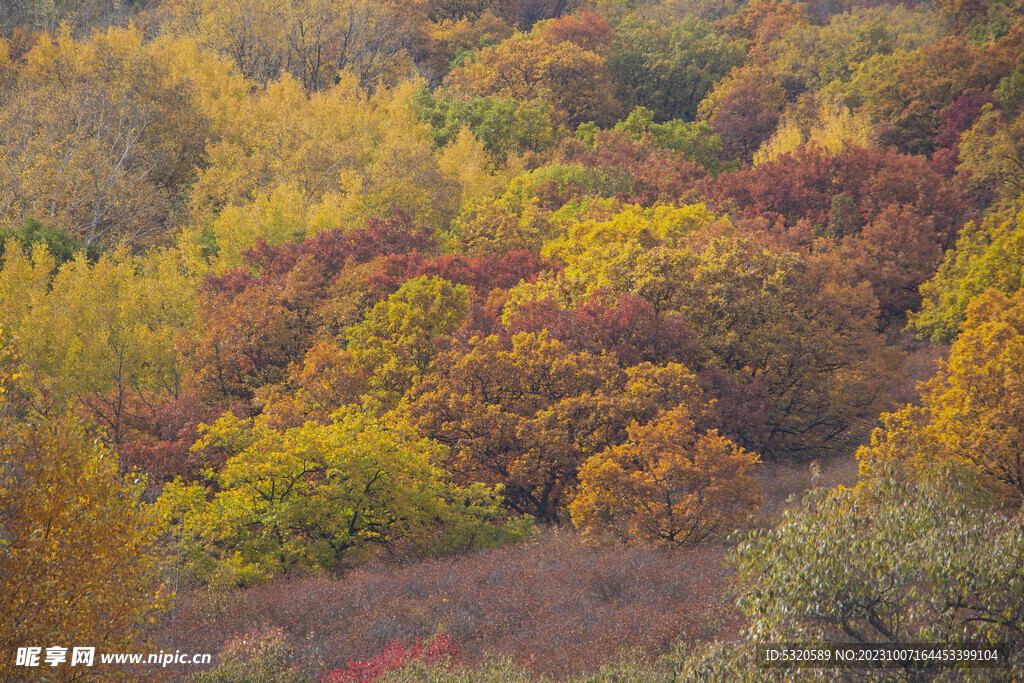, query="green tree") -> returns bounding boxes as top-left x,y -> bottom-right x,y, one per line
842,35 -> 1017,155
733,475 -> 1024,678
0,217 -> 100,267
157,407 -> 532,584
613,106 -> 726,173
958,105 -> 1024,208
914,207 -> 1024,344
761,5 -> 945,96
412,88 -> 558,162
608,16 -> 743,123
